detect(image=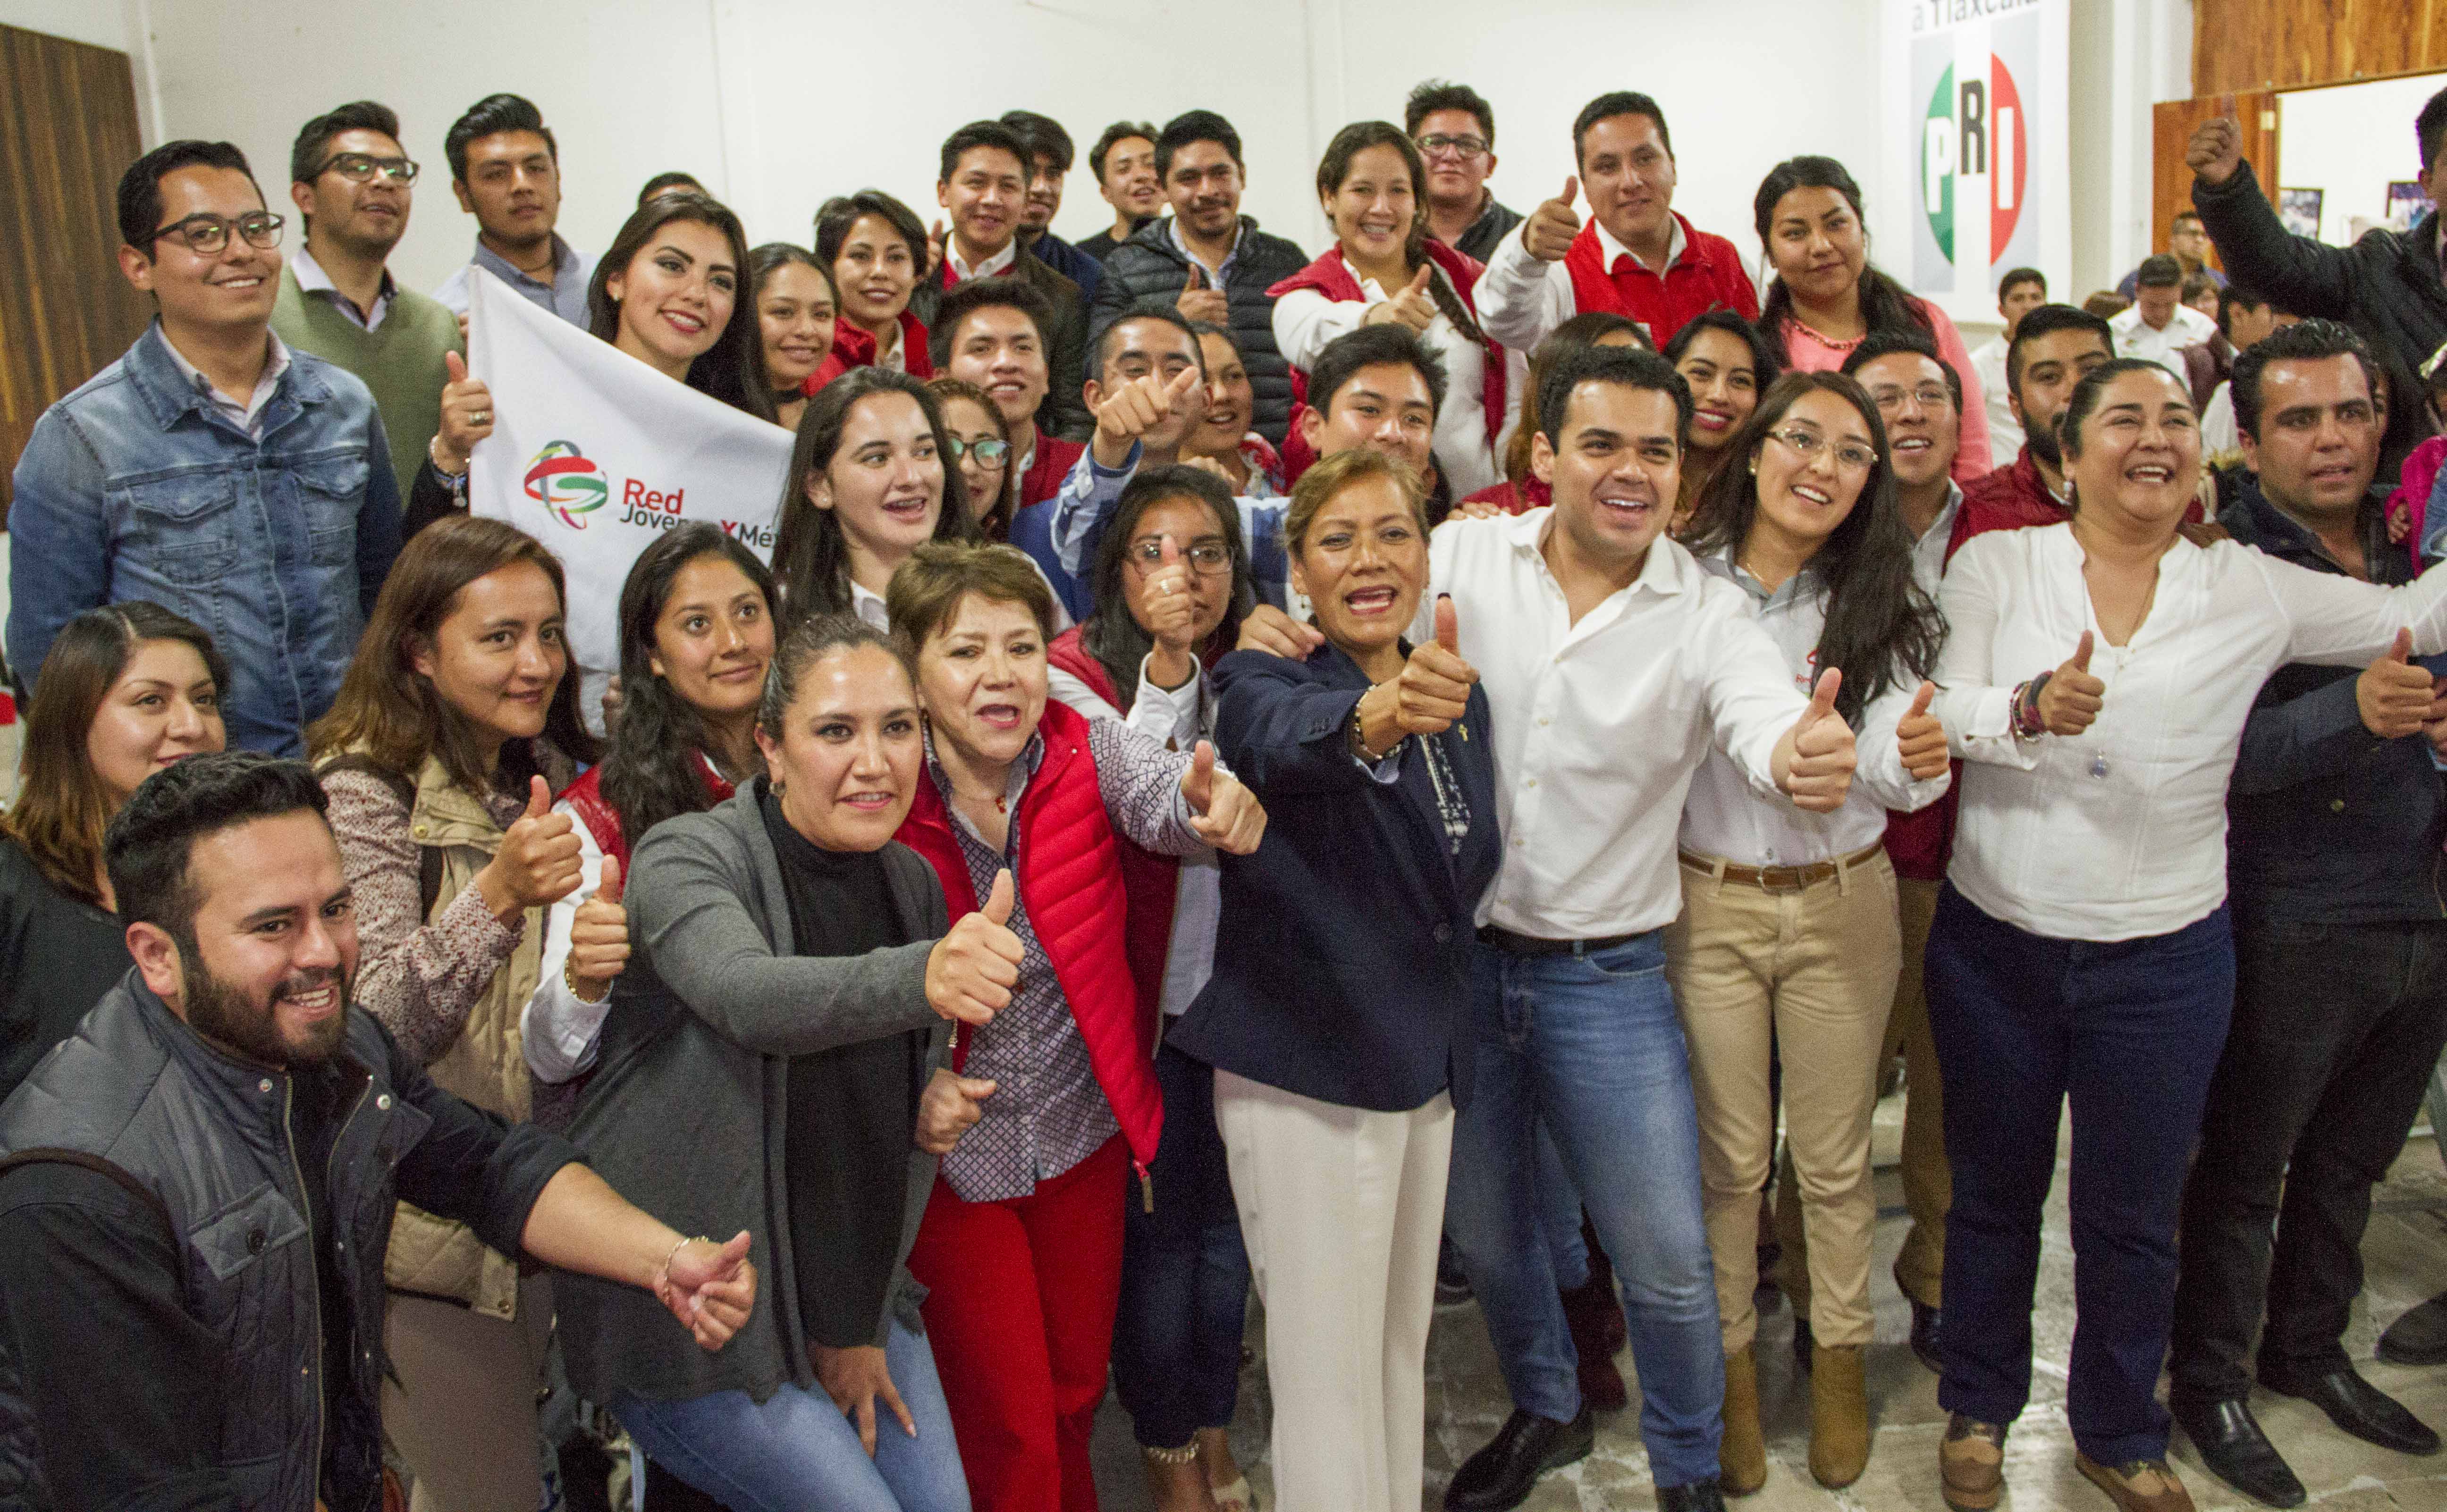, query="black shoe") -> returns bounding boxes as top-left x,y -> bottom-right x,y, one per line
2172,1397 -> 2306,1508
2381,1292 -> 2447,1367
1444,1406 -> 1595,1511
1909,1299 -> 1943,1375
2260,1365 -> 2442,1455
1657,1475 -> 1728,1512
1792,1320 -> 1814,1374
